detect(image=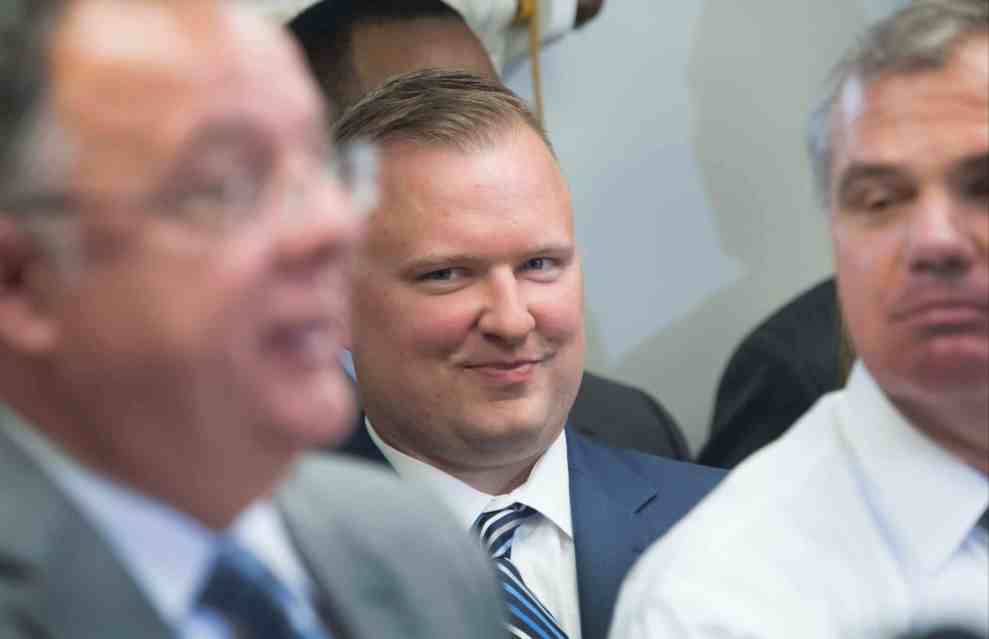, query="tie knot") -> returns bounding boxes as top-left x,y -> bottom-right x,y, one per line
473,502 -> 537,559
199,541 -> 328,639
